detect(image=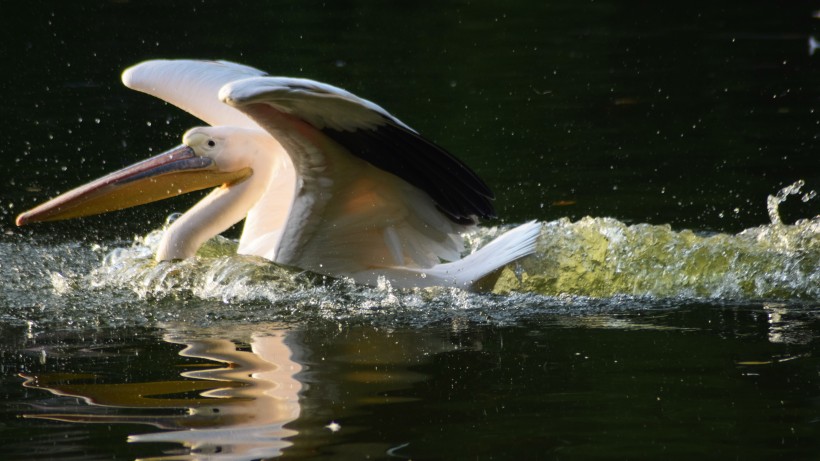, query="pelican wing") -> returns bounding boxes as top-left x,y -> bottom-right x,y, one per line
123,60 -> 297,264
219,77 -> 497,272
122,60 -> 266,128
220,77 -> 496,224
